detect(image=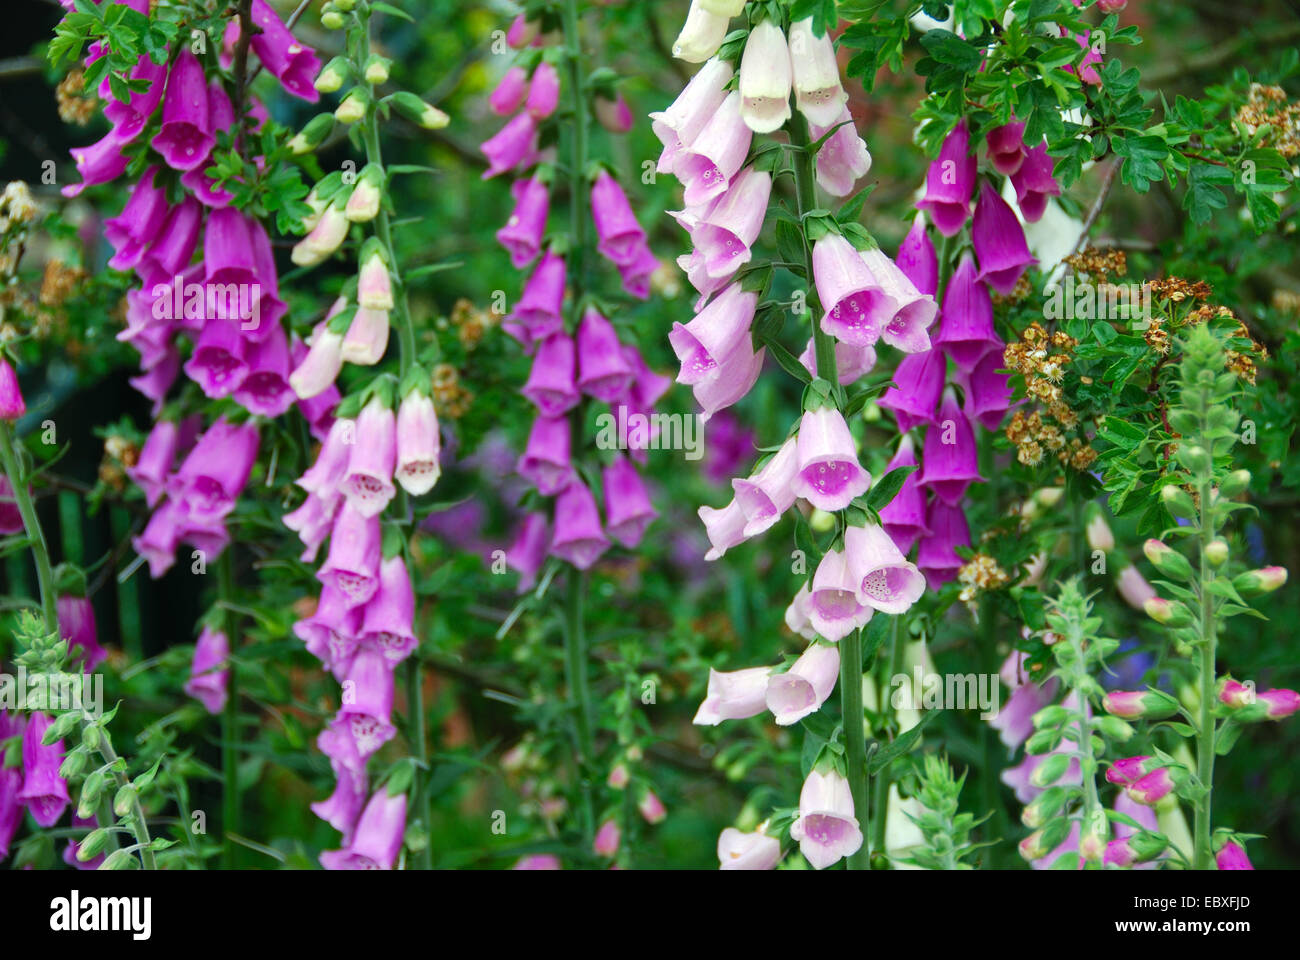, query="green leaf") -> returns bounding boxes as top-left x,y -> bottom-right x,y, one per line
868,711 -> 941,773
865,464 -> 918,513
